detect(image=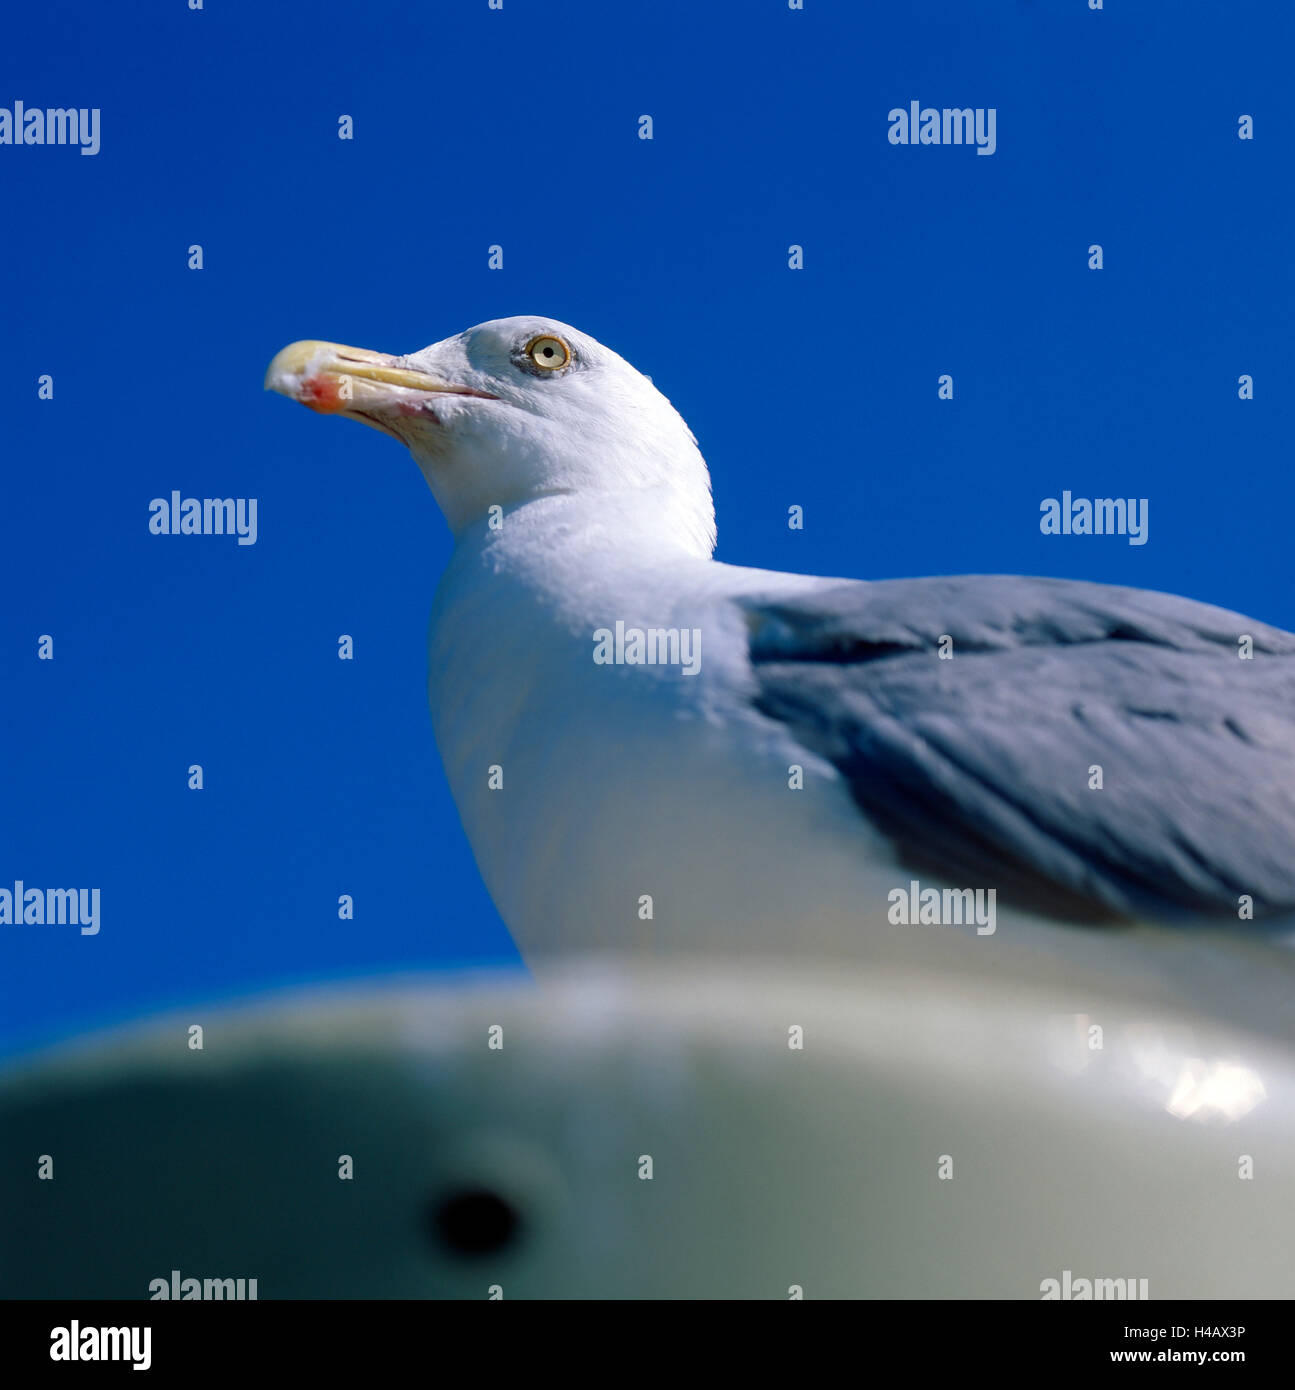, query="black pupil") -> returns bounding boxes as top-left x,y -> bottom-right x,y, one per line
542,346 -> 554,357
430,1188 -> 522,1255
